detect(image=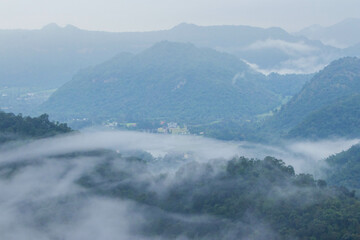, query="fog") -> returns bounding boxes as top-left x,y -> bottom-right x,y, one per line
246,40 -> 318,56
0,130 -> 358,239
1,130 -> 357,173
